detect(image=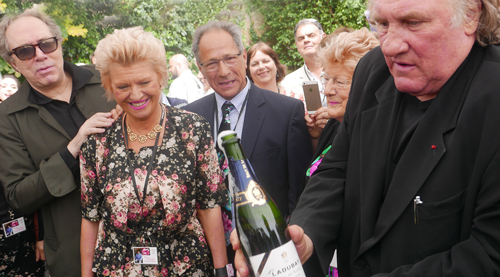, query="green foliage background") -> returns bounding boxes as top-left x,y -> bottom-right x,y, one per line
0,0 -> 368,80
0,0 -> 238,81
247,0 -> 367,71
